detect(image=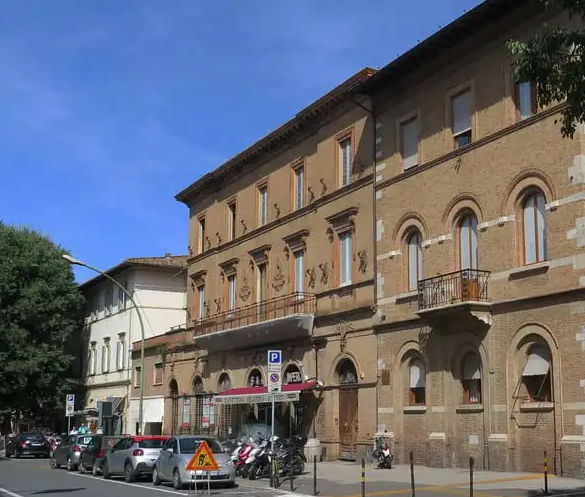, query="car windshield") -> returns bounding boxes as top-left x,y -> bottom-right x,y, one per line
77,436 -> 94,445
23,435 -> 45,442
138,439 -> 164,449
179,438 -> 224,454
